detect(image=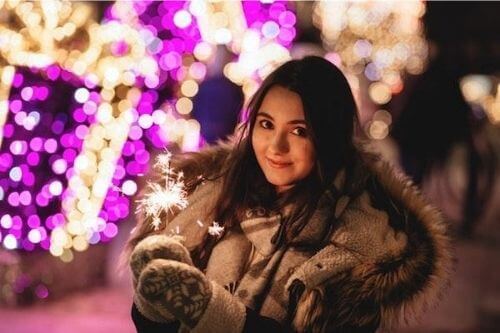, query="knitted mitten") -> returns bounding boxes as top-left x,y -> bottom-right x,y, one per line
138,259 -> 247,333
130,235 -> 193,323
130,234 -> 193,286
